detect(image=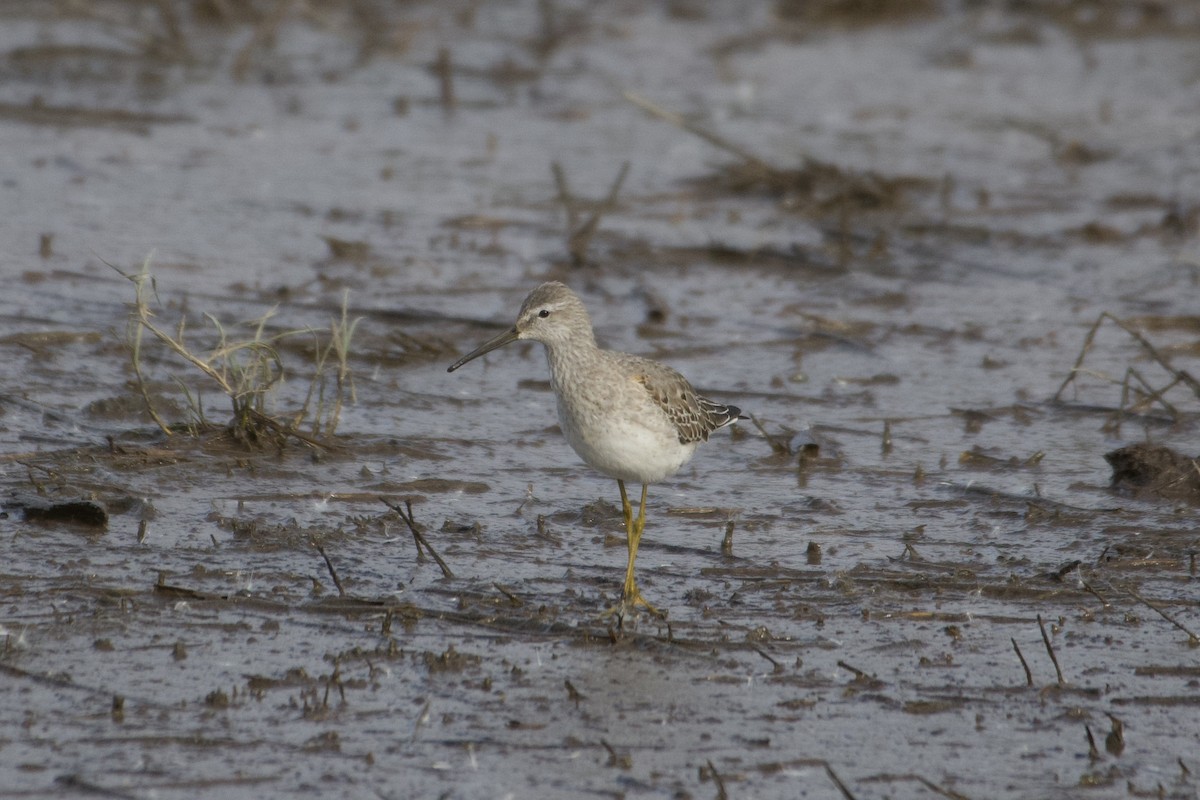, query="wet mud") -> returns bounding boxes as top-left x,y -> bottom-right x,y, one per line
2,2 -> 1199,799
